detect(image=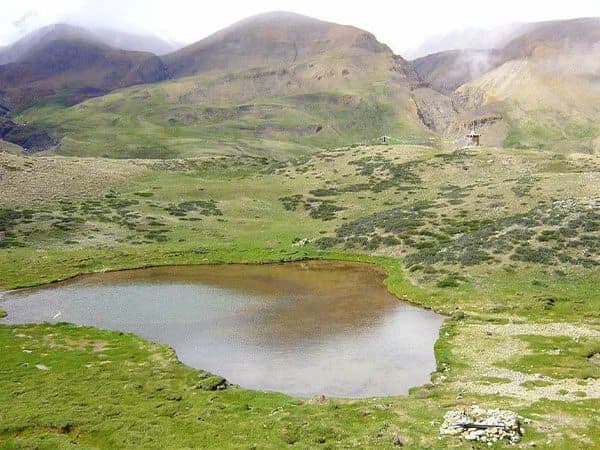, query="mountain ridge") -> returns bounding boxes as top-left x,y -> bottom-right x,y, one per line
2,12 -> 600,155
164,11 -> 393,77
